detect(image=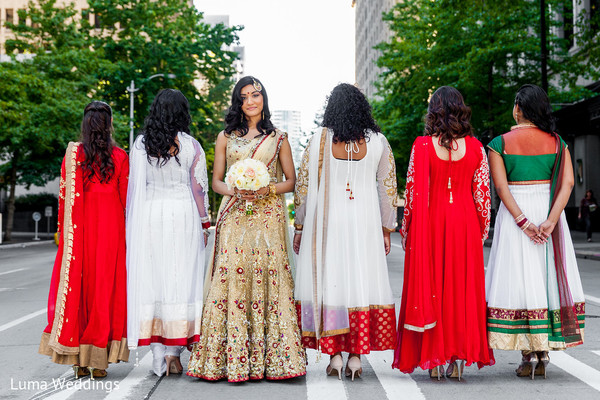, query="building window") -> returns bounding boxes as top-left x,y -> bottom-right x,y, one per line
94,13 -> 101,29
6,9 -> 14,25
18,9 -> 26,26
